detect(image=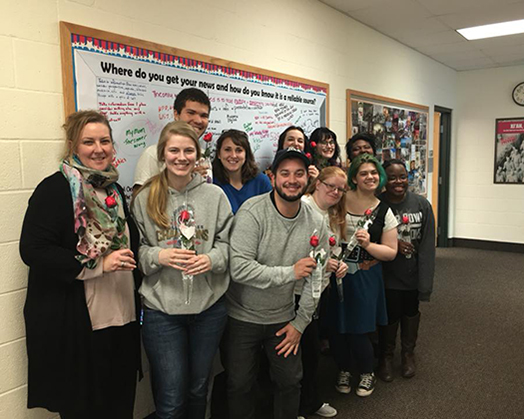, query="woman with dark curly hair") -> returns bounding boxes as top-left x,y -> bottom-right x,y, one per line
309,127 -> 341,170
